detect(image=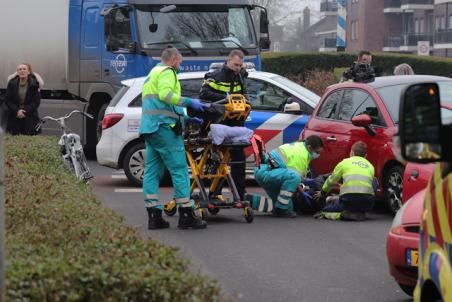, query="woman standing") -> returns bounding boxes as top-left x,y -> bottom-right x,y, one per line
4,63 -> 42,135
